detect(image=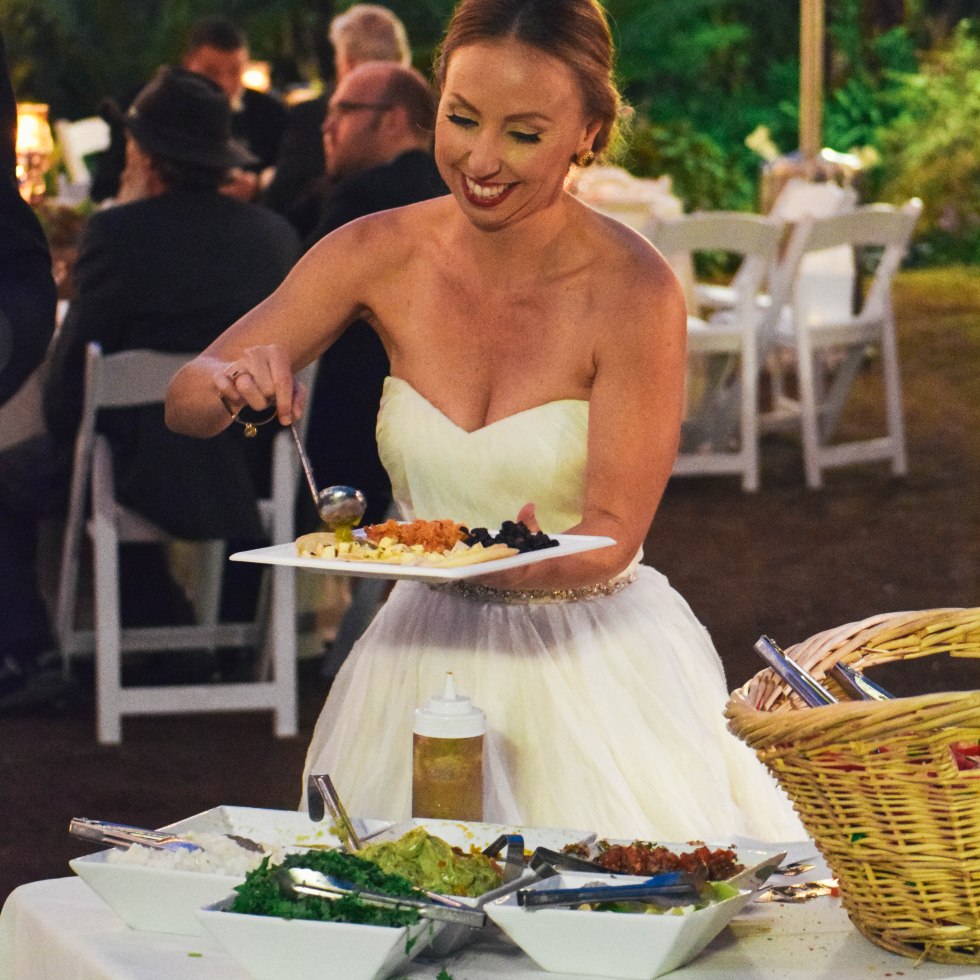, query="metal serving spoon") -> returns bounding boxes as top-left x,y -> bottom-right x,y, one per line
289,425 -> 367,531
